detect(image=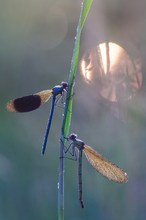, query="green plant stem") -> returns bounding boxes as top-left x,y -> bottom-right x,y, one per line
58,137 -> 64,220
58,1 -> 93,219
